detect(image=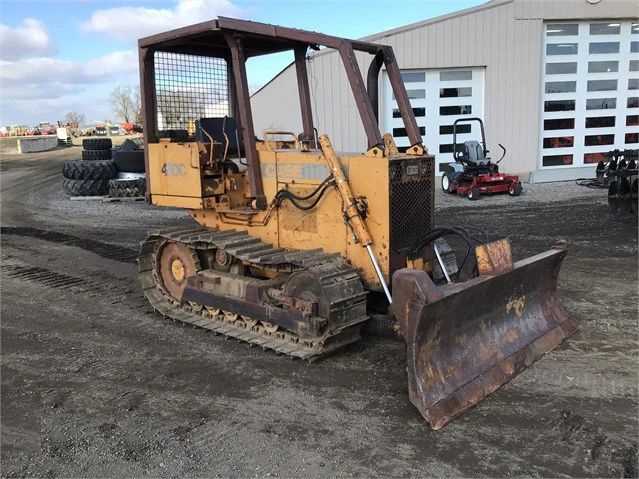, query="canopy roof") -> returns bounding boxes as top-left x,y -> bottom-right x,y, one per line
138,17 -> 385,57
